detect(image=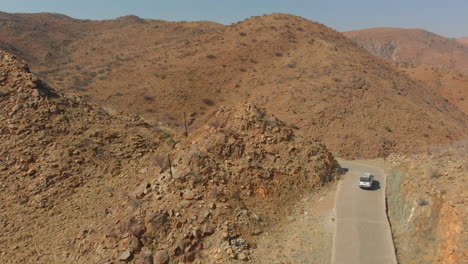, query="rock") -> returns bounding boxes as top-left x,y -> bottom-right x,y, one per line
119,235 -> 142,253
135,247 -> 153,264
133,181 -> 150,199
183,190 -> 195,200
153,249 -> 169,264
145,212 -> 168,234
251,228 -> 263,236
120,249 -> 132,261
32,89 -> 40,97
202,224 -> 215,236
25,80 -> 35,89
238,252 -> 248,261
119,217 -> 146,238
